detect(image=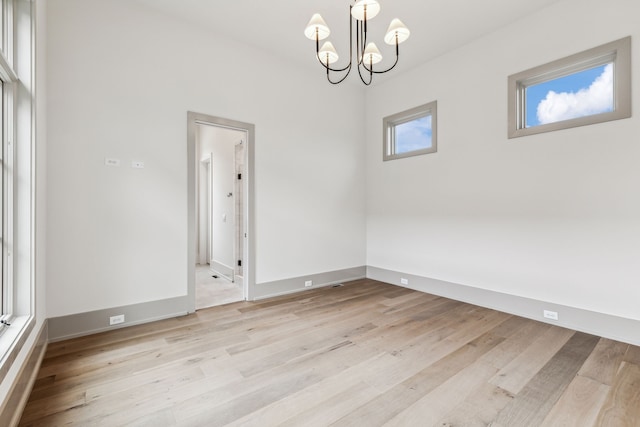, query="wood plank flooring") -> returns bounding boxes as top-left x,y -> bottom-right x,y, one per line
18,279 -> 640,426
